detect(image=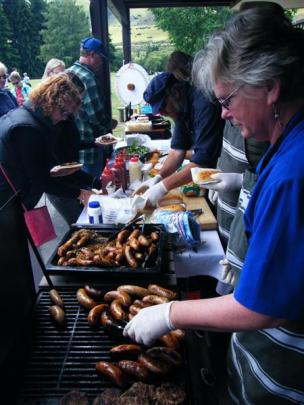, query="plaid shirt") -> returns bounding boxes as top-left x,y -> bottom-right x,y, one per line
68,62 -> 109,164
